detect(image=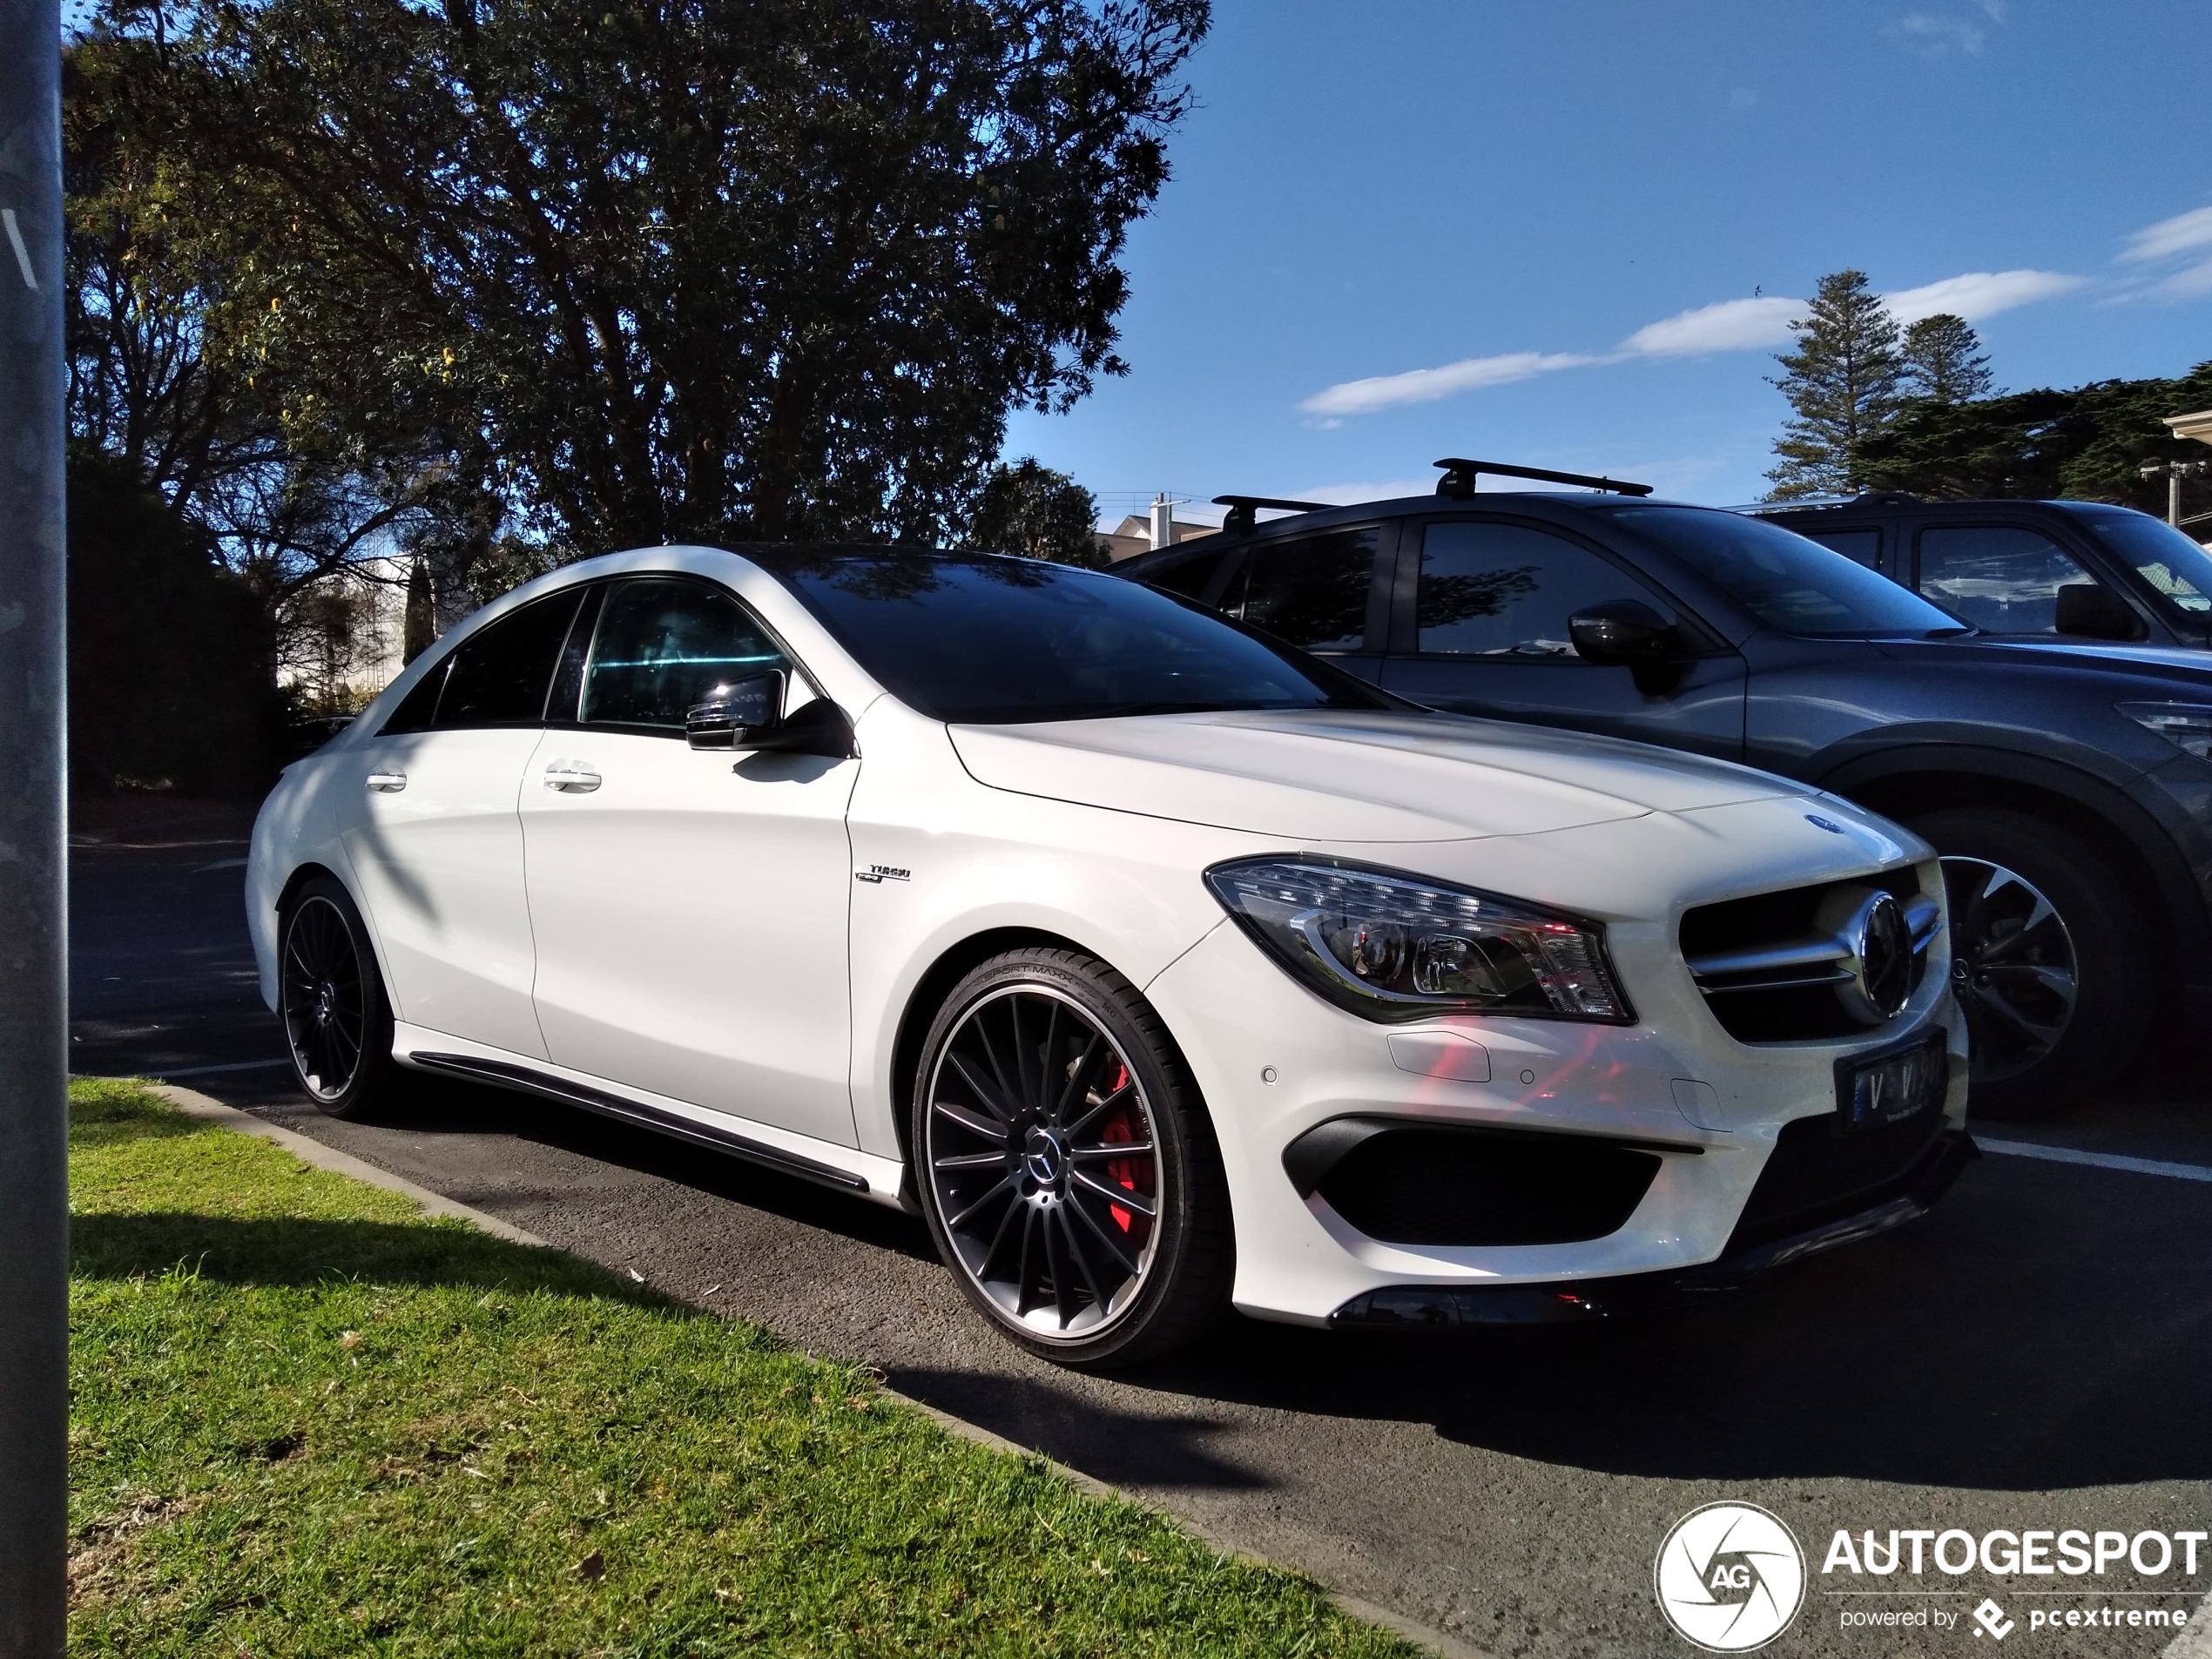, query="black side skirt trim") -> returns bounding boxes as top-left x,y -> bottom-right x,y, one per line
409,1050 -> 872,1194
